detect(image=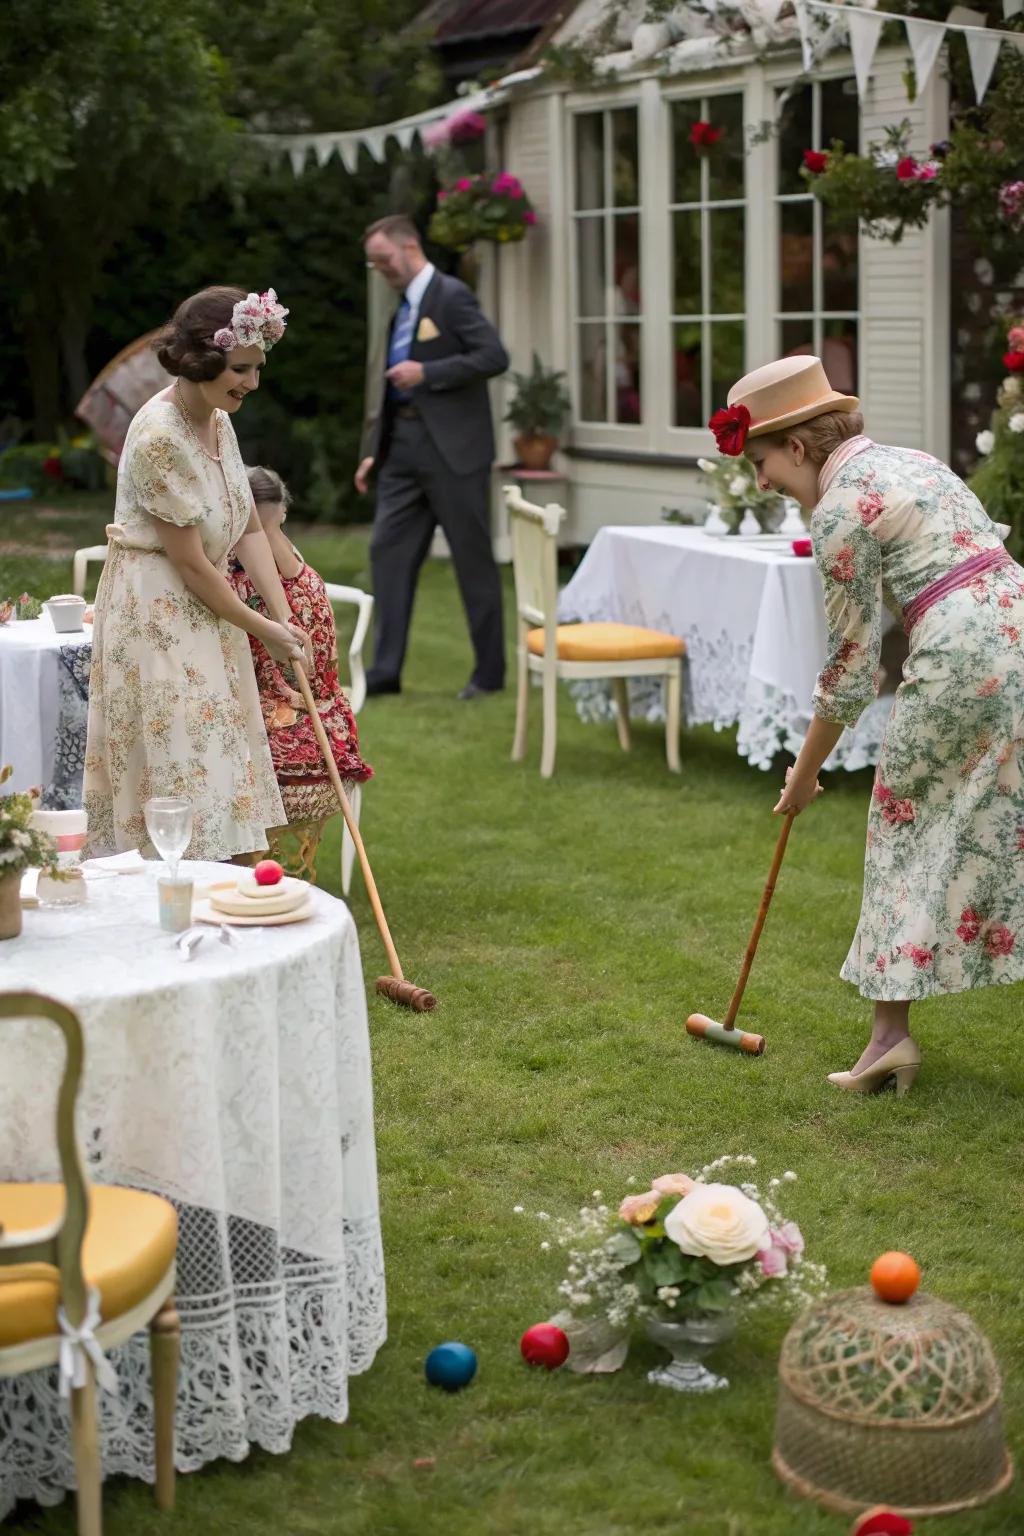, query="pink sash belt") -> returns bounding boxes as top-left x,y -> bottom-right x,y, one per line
903,547 -> 1013,635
